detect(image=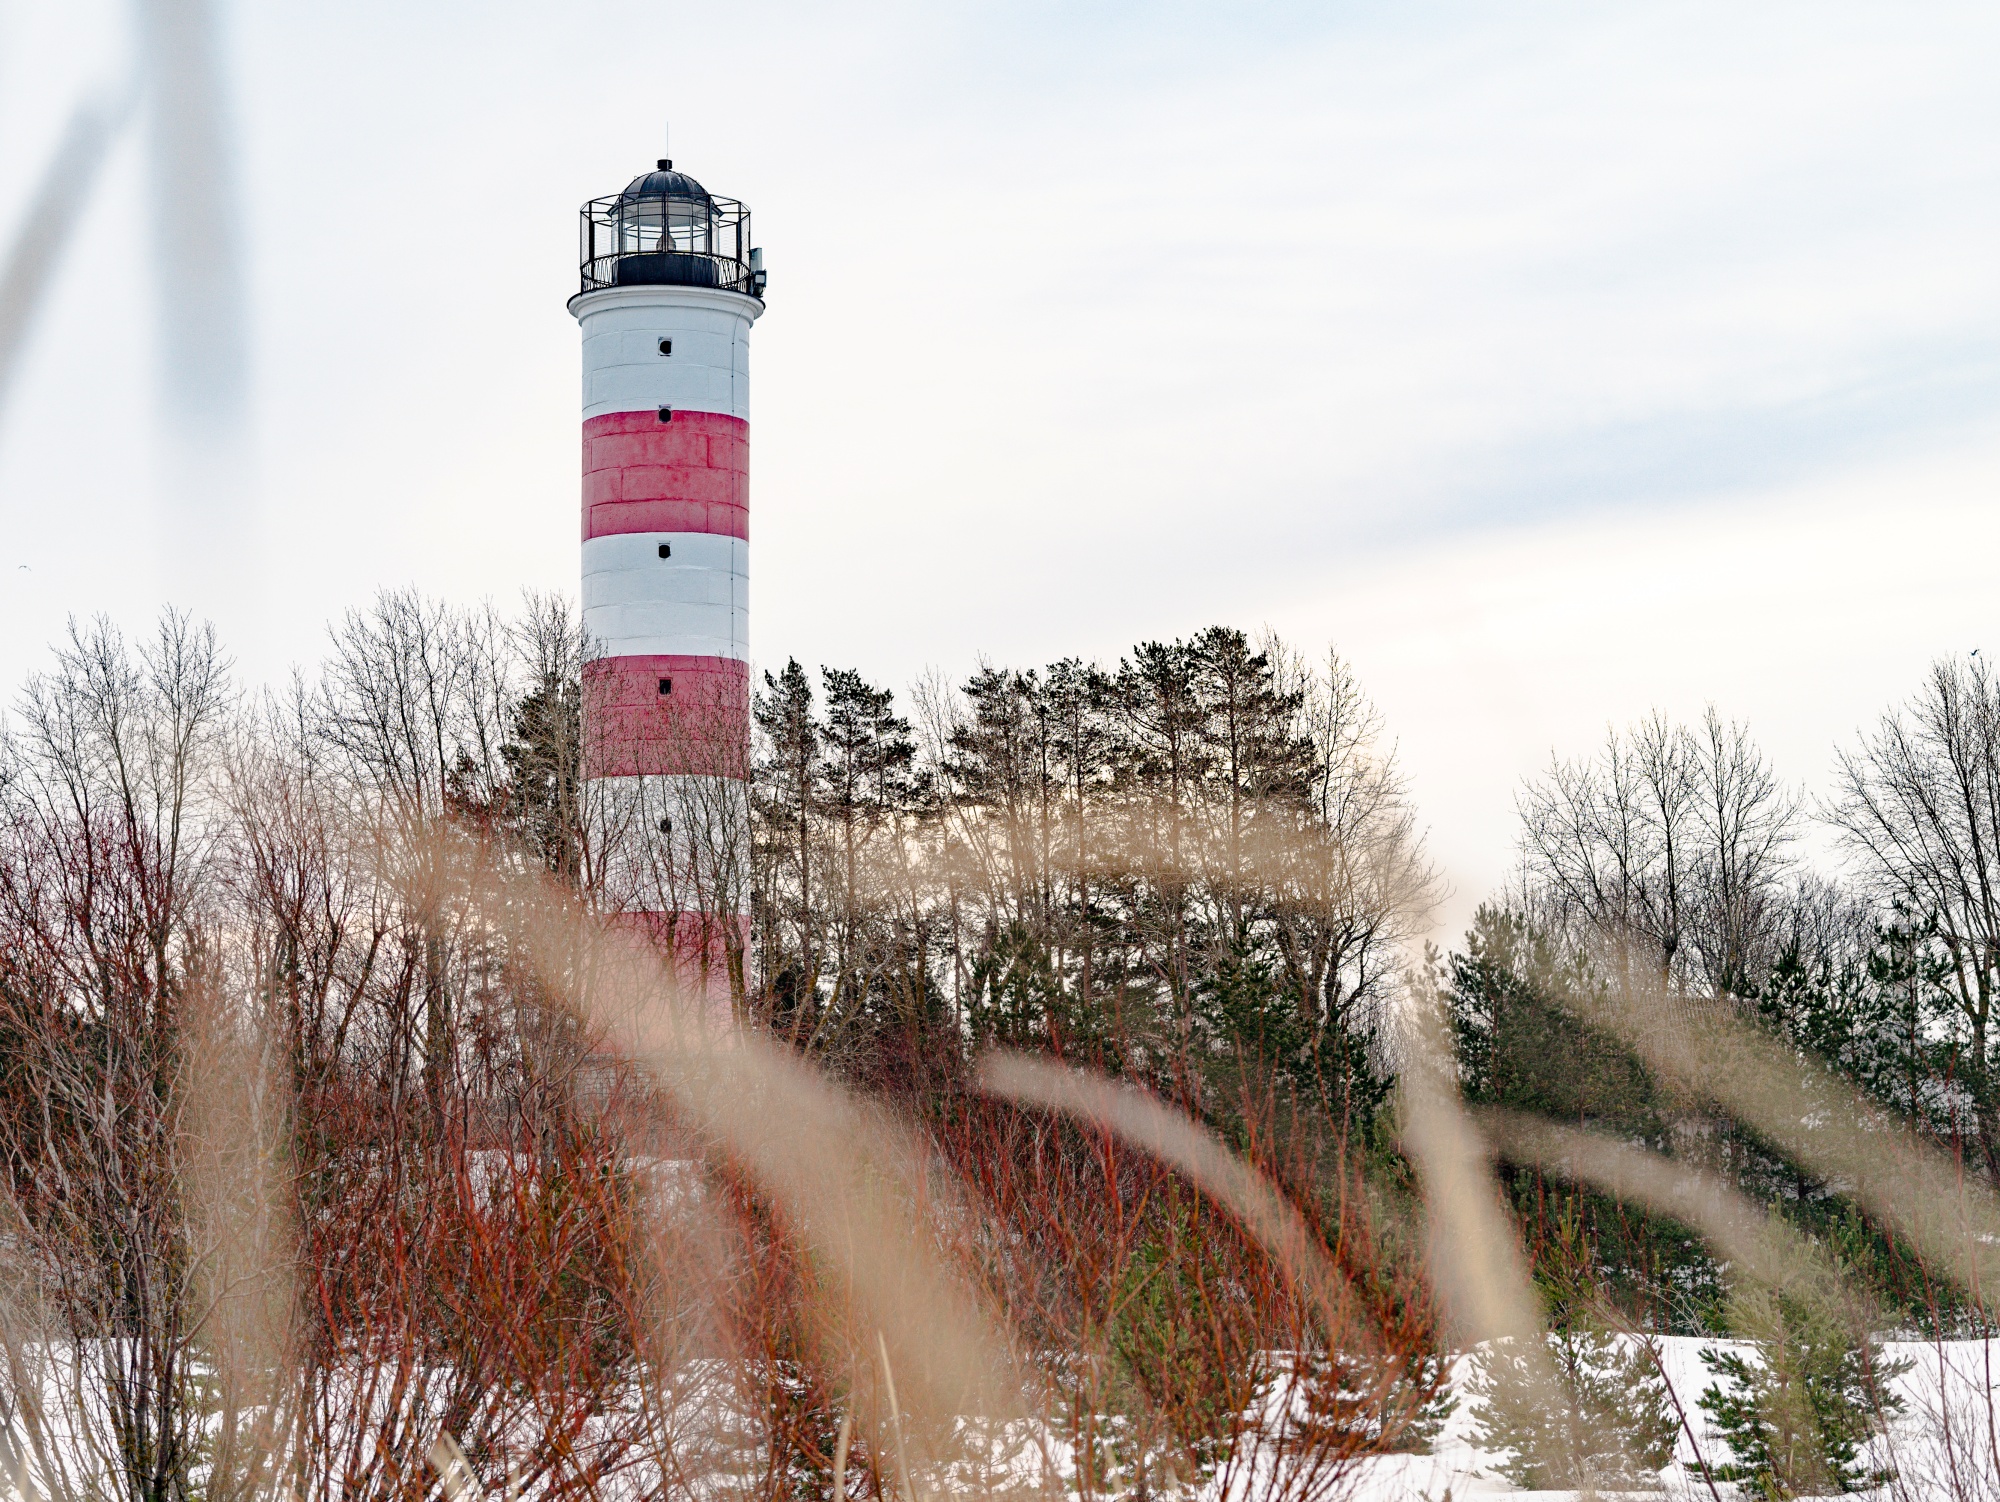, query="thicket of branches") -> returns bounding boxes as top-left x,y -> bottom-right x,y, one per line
0,594 -> 1440,1501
